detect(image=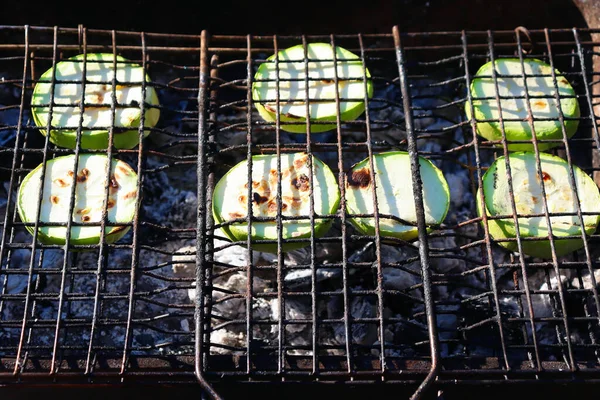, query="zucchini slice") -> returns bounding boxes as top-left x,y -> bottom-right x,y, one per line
466,58 -> 580,151
345,151 -> 450,241
17,154 -> 138,246
212,152 -> 340,253
252,43 -> 373,133
477,151 -> 600,258
31,53 -> 160,150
